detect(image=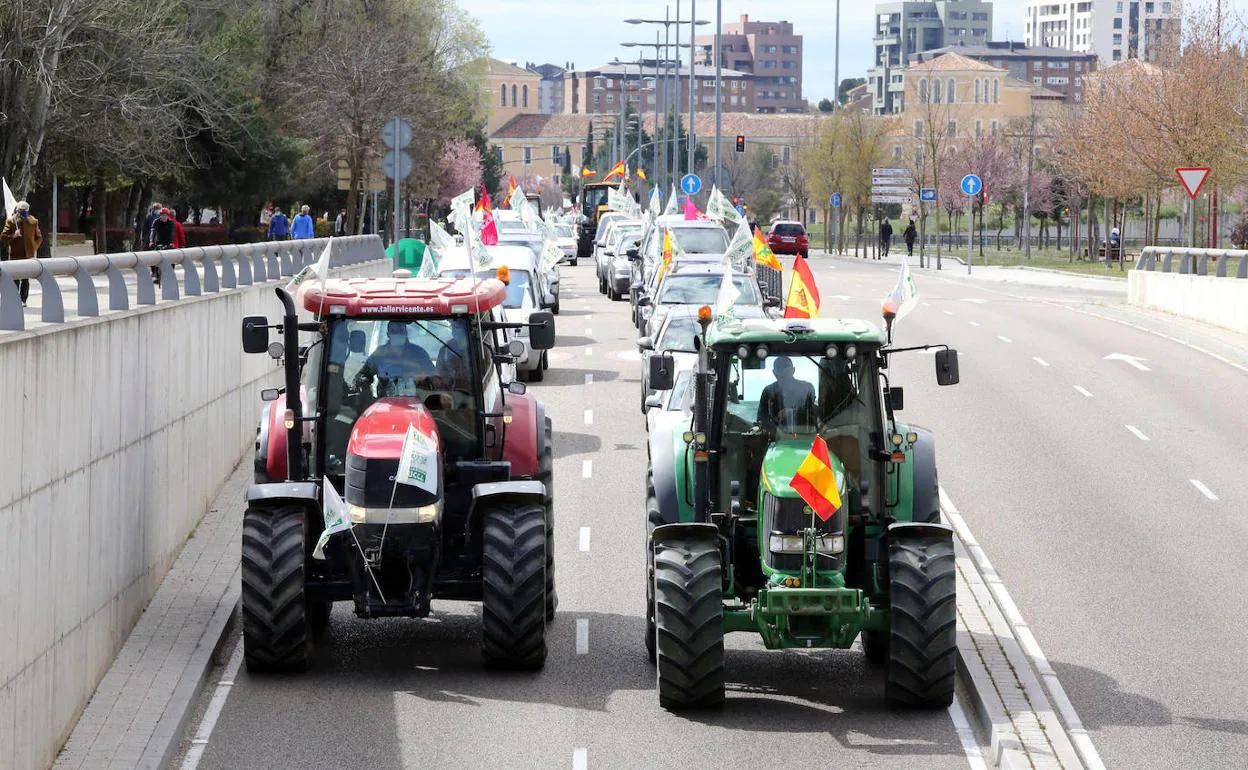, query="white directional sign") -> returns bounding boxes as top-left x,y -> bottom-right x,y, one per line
1175,167 -> 1210,200
872,186 -> 913,196
872,177 -> 913,187
872,168 -> 911,177
871,194 -> 912,204
1104,353 -> 1151,372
